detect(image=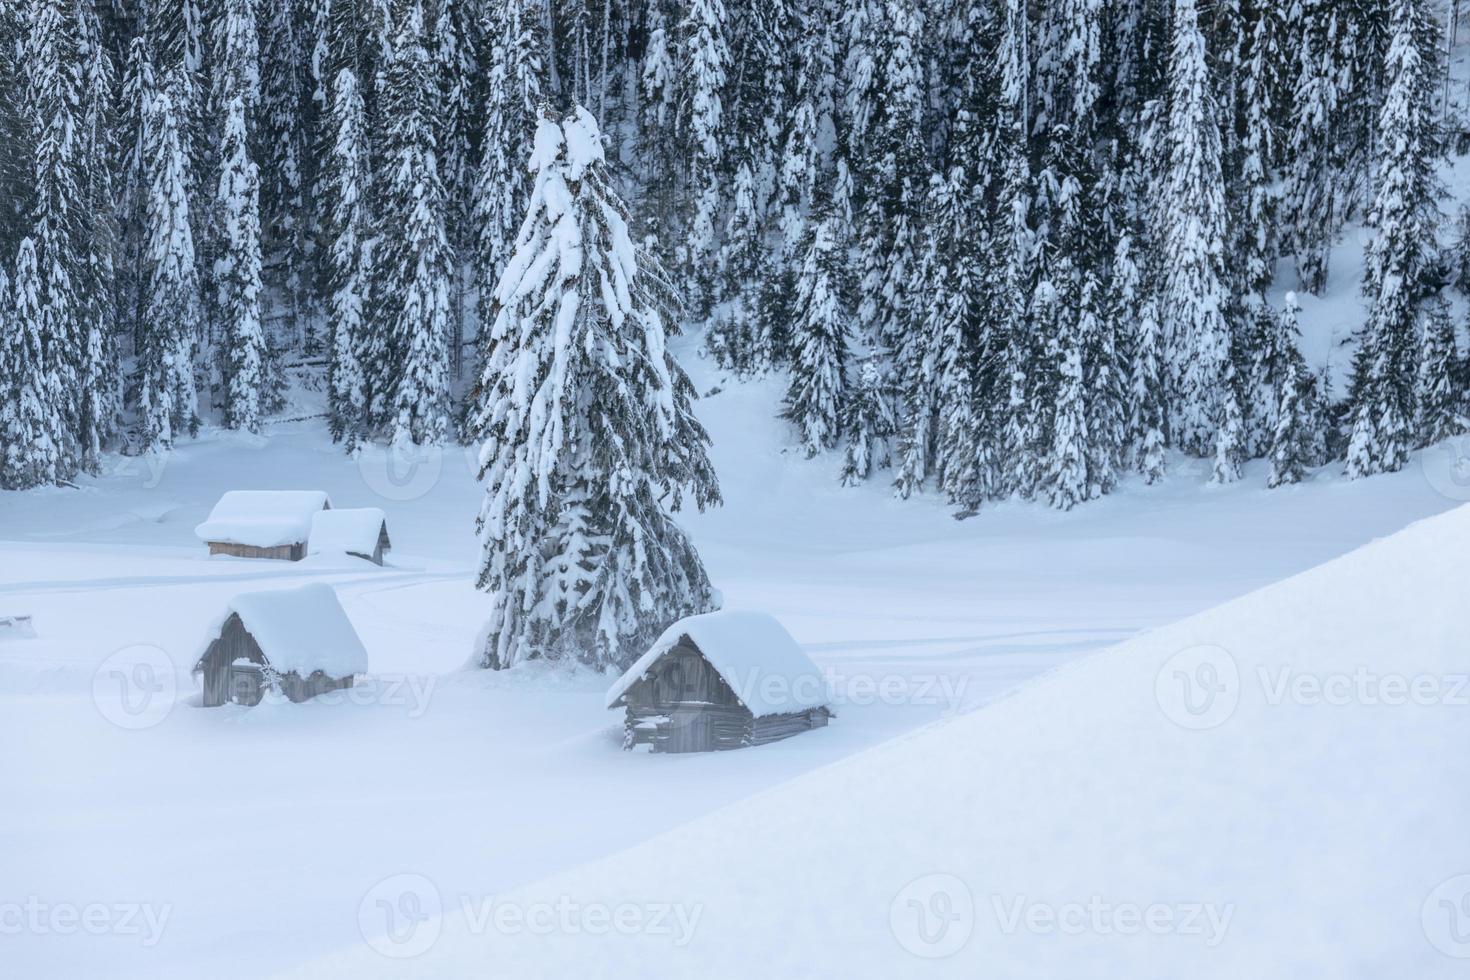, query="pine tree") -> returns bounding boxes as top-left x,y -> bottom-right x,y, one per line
1044,279 -> 1090,510
1264,293 -> 1323,487
1345,0 -> 1439,479
782,201 -> 851,457
1415,294 -> 1461,446
22,0 -> 87,478
139,69 -> 202,452
216,0 -> 270,432
1162,0 -> 1233,459
472,0 -> 542,337
1283,0 -> 1339,295
680,0 -> 729,276
471,106 -> 720,671
259,0 -> 309,344
74,2 -> 119,471
839,354 -> 897,486
1240,0 -> 1284,298
996,0 -> 1040,498
379,0 -> 452,446
856,0 -> 925,350
1115,232 -> 1167,483
2,245 -> 62,488
324,66 -> 371,448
